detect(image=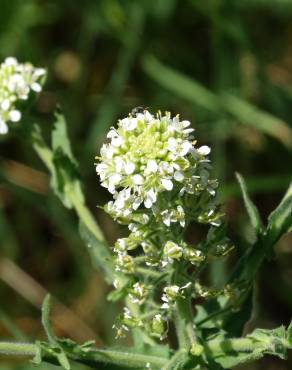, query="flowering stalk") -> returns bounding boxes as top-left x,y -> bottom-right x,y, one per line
2,57 -> 291,369
96,109 -> 232,341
